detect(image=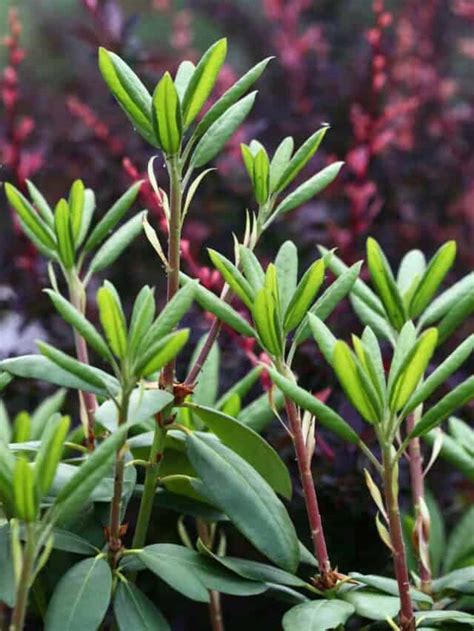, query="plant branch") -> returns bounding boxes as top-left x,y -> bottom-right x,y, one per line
382,447 -> 415,631
196,519 -> 225,631
406,412 -> 432,594
10,523 -> 36,631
